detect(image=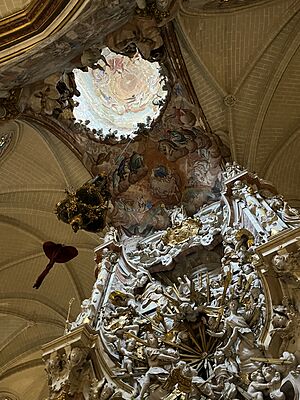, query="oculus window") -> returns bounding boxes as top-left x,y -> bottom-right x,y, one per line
73,48 -> 167,140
